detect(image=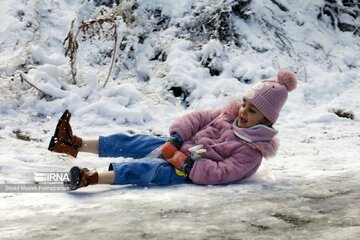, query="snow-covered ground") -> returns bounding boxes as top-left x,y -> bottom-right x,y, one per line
1,0 -> 360,239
